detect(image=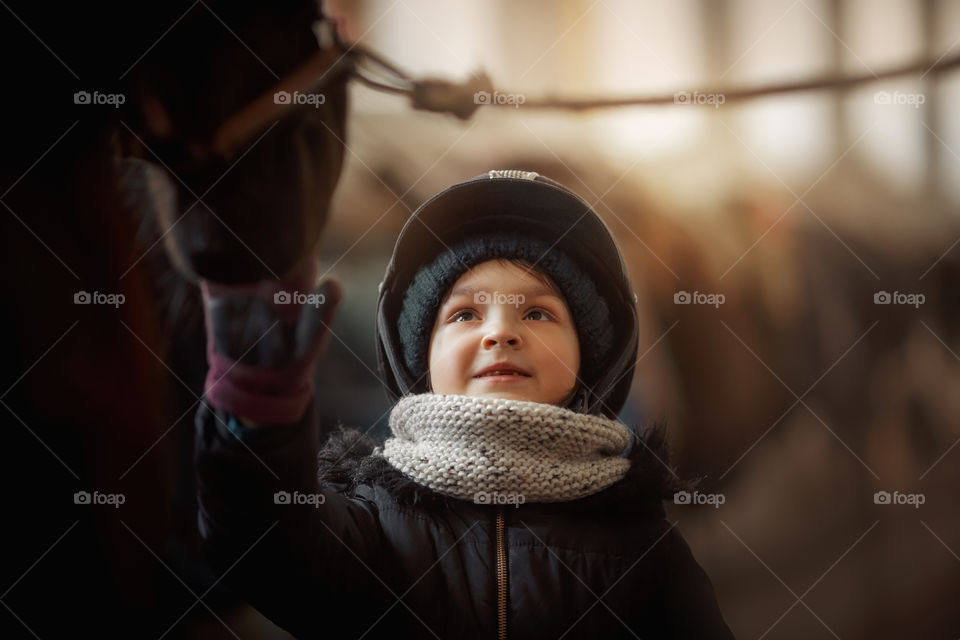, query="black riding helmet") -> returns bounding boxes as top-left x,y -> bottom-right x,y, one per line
375,170 -> 639,419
